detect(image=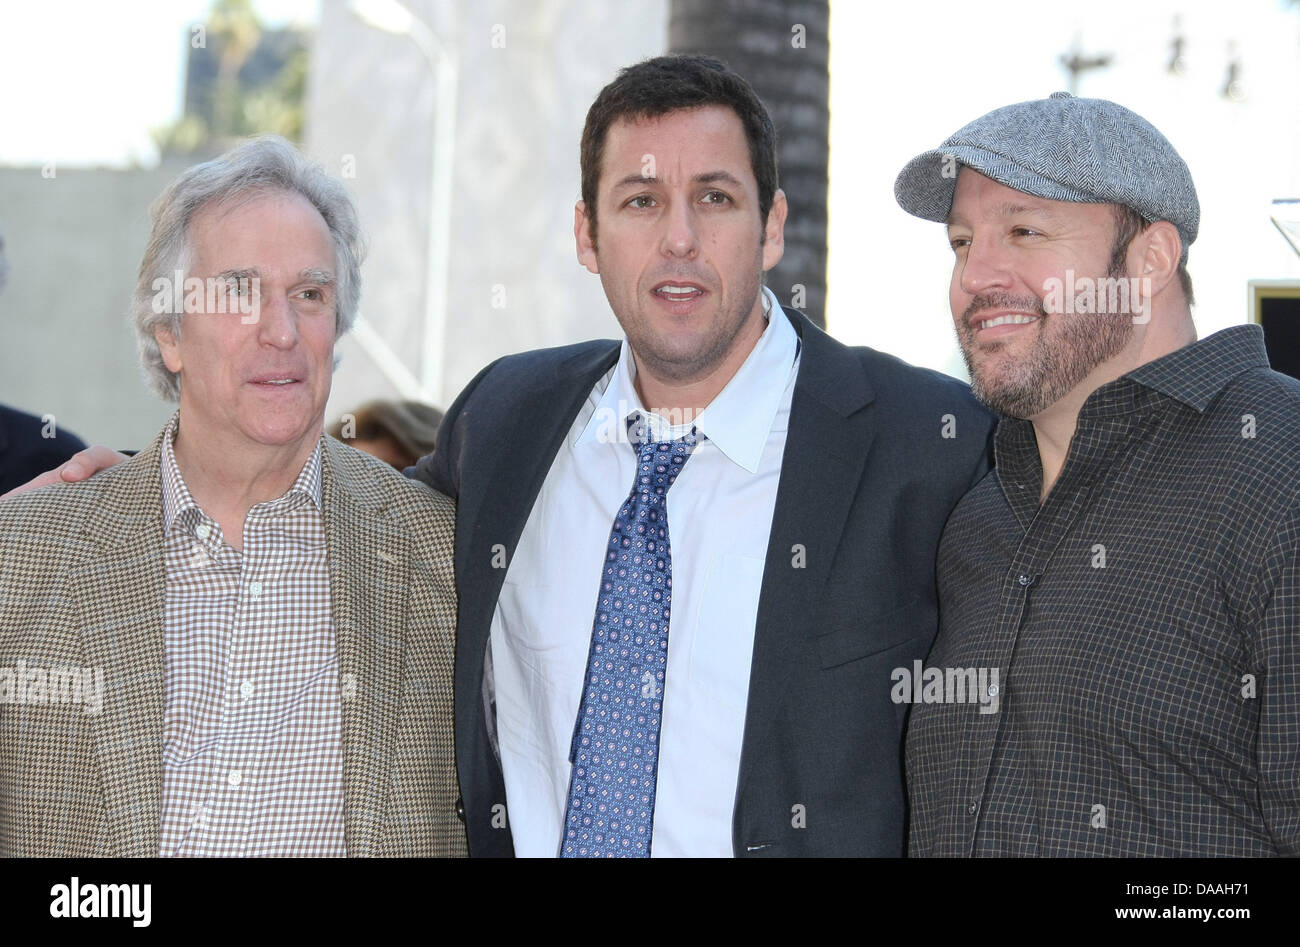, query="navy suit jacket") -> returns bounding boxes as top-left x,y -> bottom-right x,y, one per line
412,306 -> 994,856
0,404 -> 87,495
